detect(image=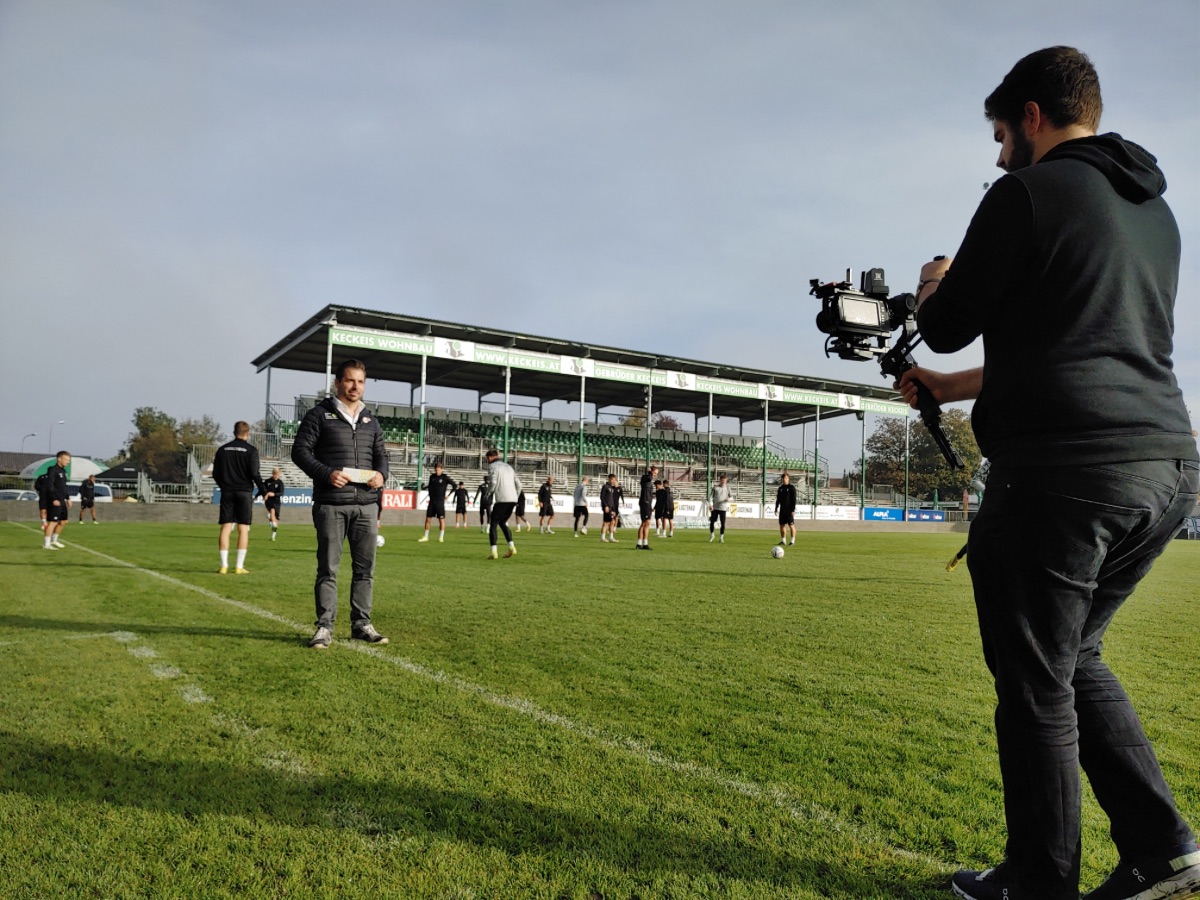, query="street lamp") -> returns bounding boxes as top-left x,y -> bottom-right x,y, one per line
21,433 -> 37,453
48,420 -> 65,453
